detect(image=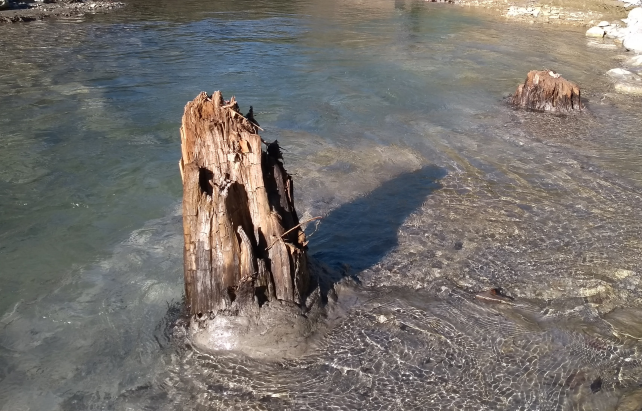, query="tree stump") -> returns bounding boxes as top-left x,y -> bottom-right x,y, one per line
179,91 -> 310,321
511,70 -> 582,113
